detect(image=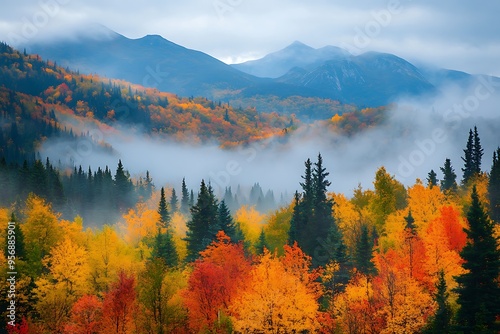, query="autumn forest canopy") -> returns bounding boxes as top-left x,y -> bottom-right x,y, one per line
0,42 -> 499,333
